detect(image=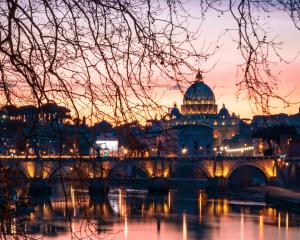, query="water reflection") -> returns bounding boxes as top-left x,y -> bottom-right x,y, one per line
4,184 -> 300,240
